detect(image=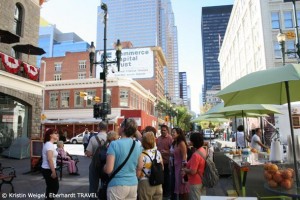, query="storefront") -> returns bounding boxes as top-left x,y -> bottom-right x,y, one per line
0,93 -> 30,148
